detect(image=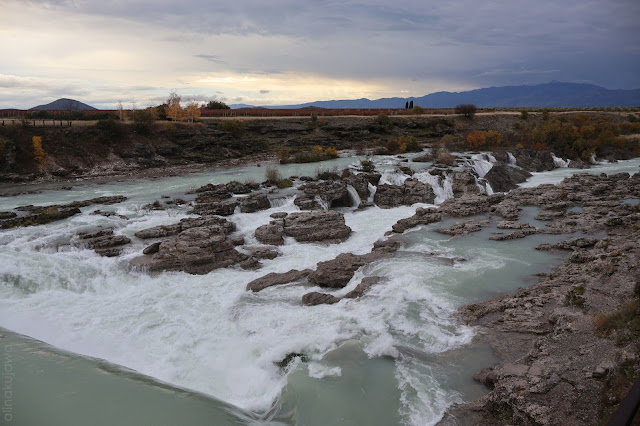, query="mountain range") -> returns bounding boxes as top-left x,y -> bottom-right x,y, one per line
232,82 -> 640,109
31,98 -> 97,110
